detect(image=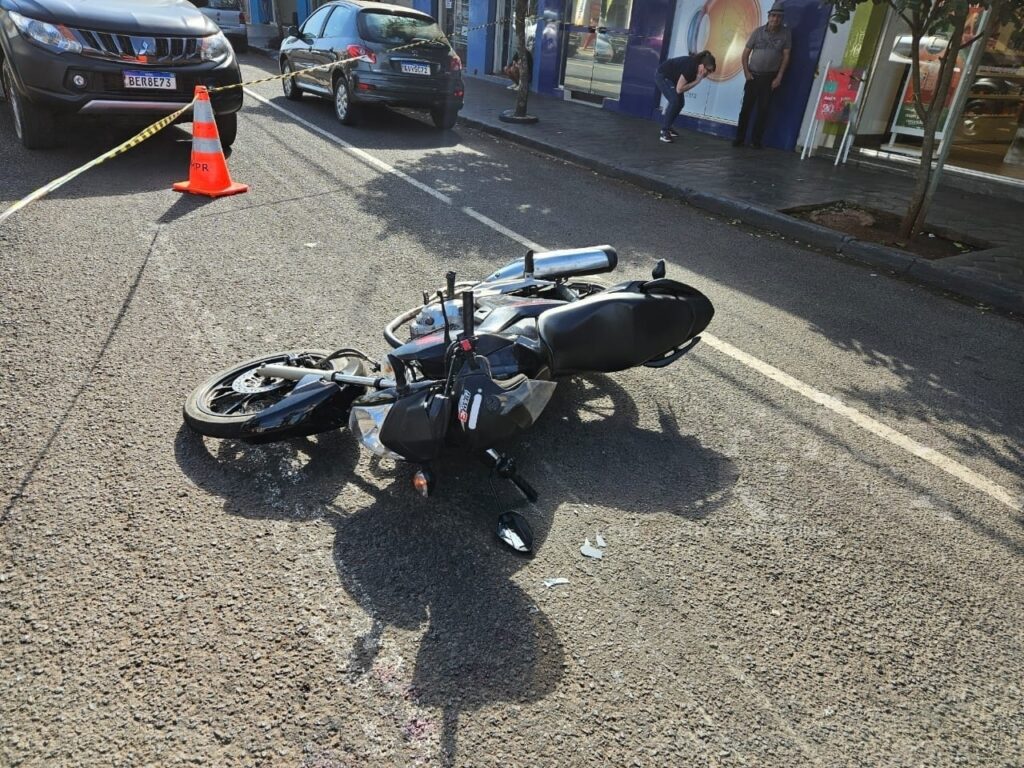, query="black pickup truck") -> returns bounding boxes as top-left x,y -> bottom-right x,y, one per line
0,0 -> 242,148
